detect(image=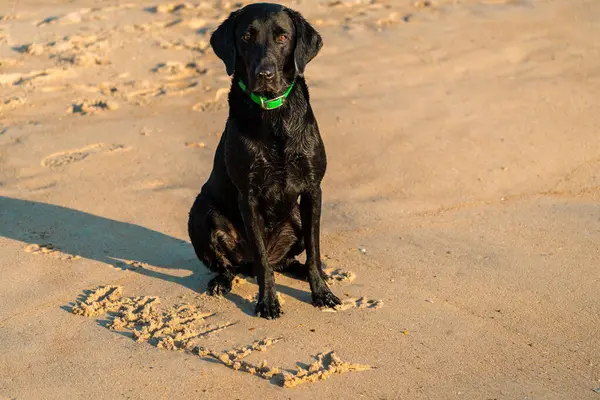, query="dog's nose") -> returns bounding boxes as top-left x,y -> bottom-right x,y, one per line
255,65 -> 274,80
